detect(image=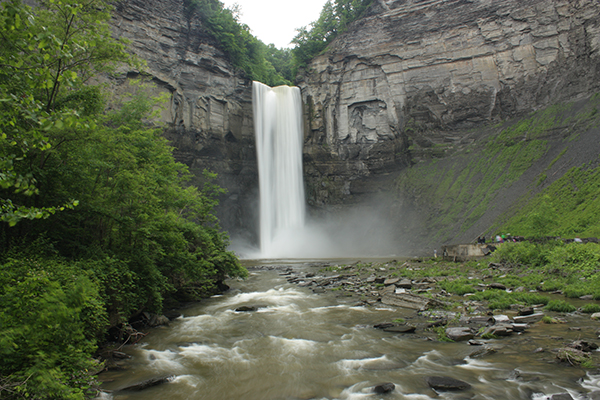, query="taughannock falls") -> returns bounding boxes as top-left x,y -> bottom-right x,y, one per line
252,82 -> 306,258
111,0 -> 600,253
94,0 -> 600,399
